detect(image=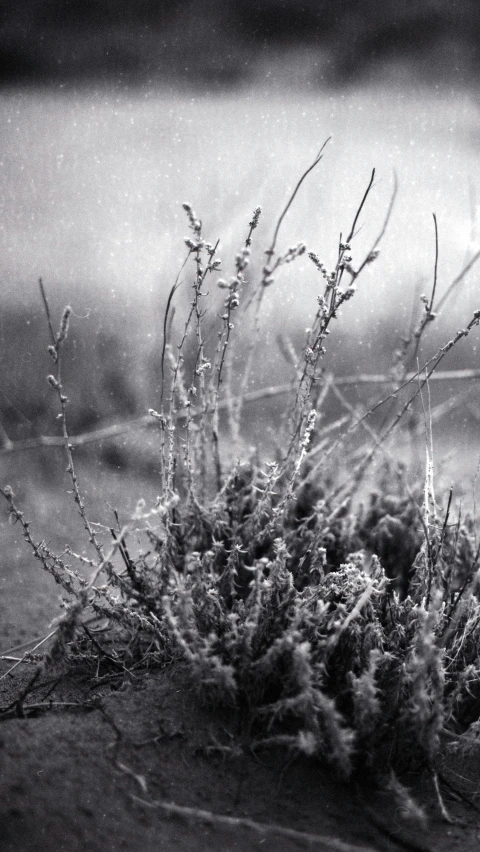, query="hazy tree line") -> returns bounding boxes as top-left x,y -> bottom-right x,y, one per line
0,1 -> 479,84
